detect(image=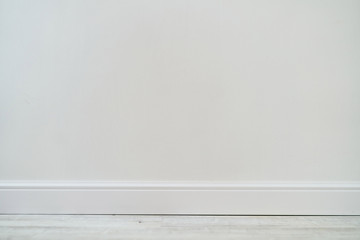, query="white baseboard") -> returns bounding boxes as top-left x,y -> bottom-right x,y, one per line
1,181 -> 360,215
